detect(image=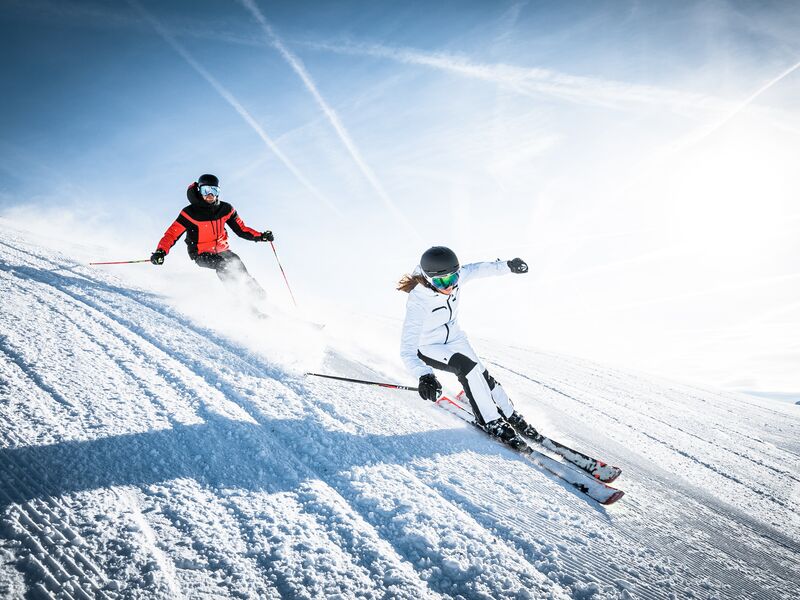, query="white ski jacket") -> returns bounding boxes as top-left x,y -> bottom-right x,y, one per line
400,260 -> 512,378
